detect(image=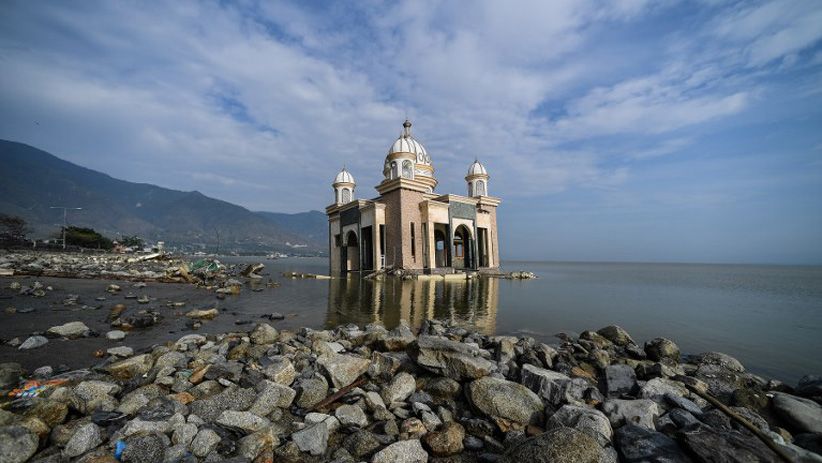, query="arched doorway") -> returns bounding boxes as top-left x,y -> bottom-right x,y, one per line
434,229 -> 447,268
453,225 -> 472,269
345,230 -> 359,272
